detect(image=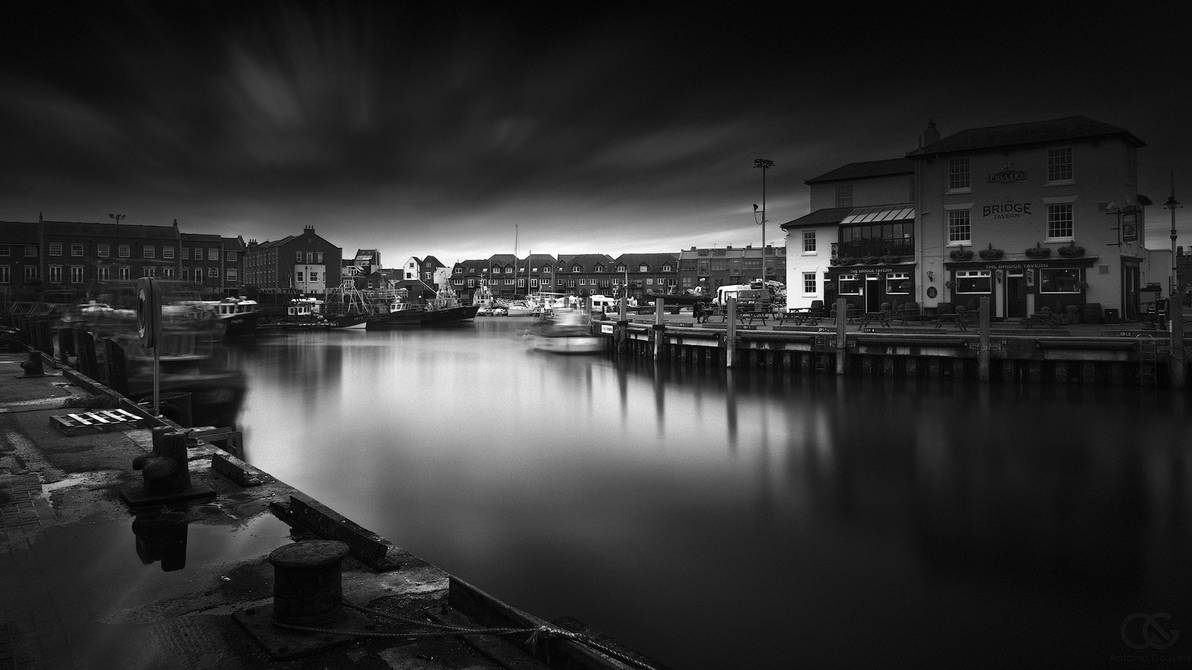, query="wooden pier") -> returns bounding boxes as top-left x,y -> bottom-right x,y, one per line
603,297 -> 1189,388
